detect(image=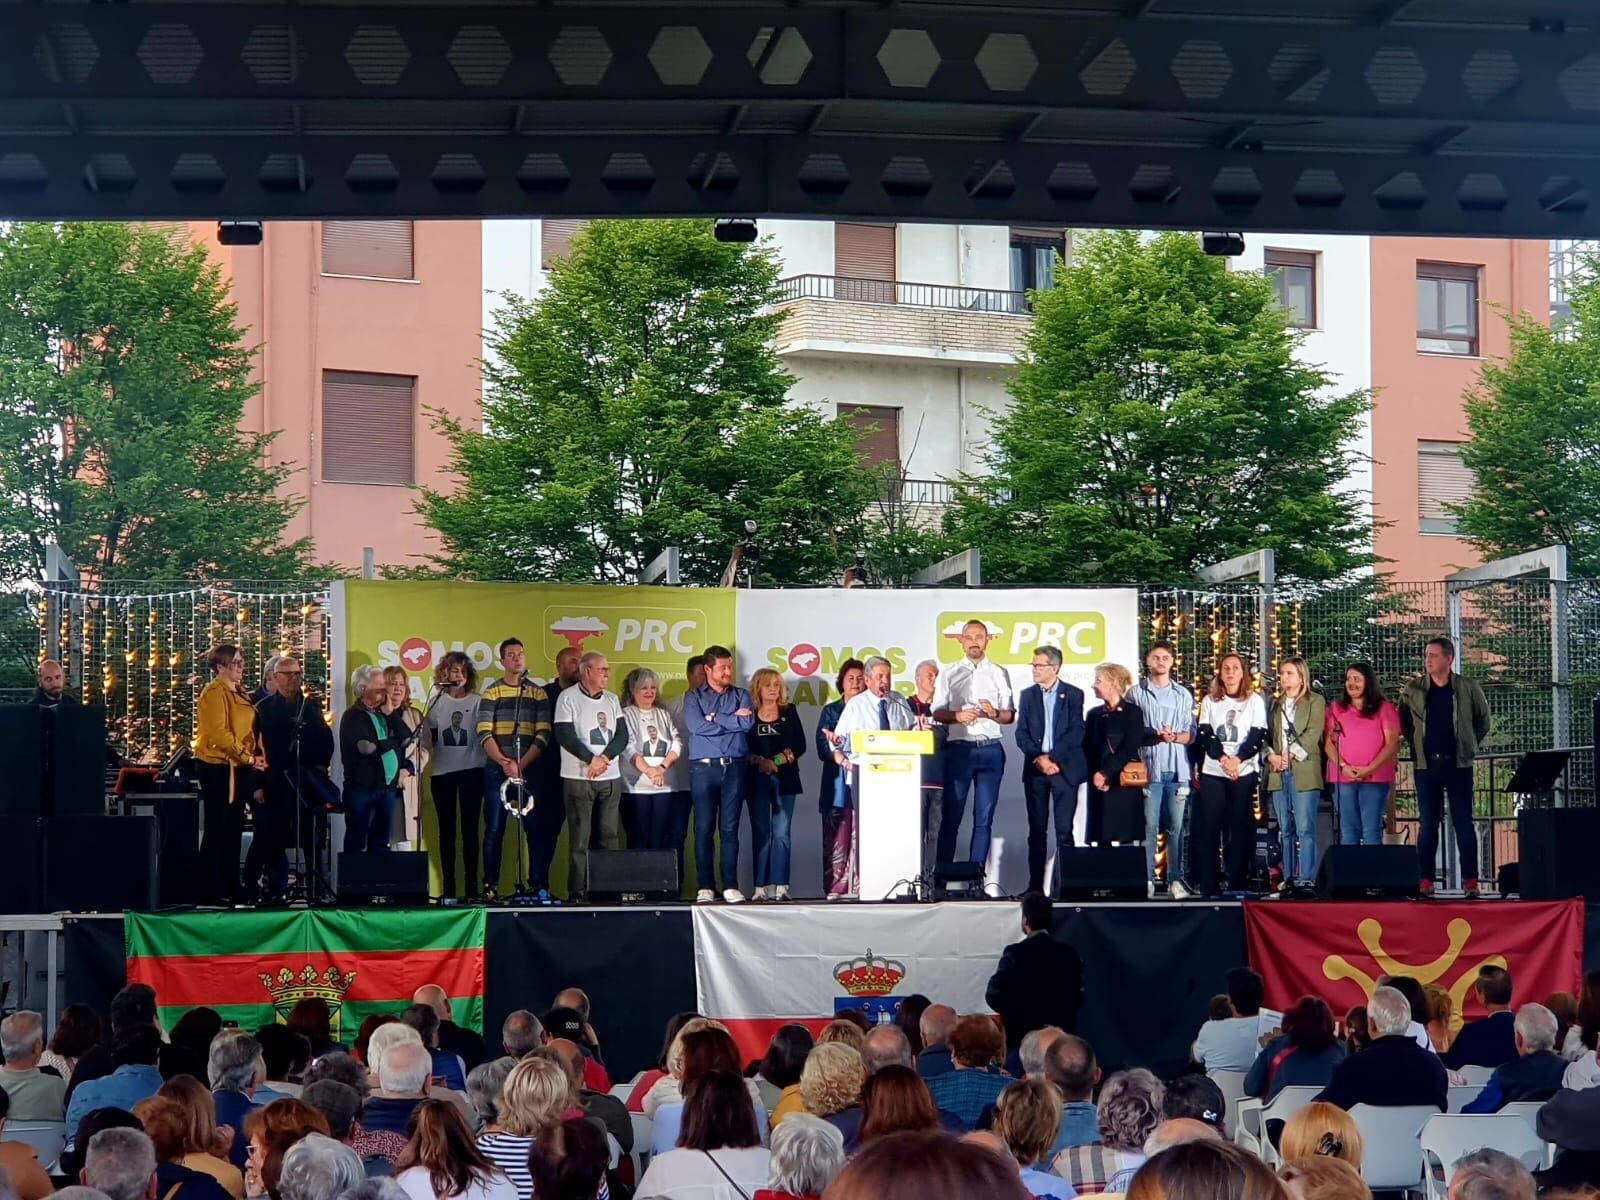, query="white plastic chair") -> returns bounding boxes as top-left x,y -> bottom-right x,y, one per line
1350,1103 -> 1435,1191
1445,1085 -> 1481,1114
608,1081 -> 635,1104
1455,1065 -> 1494,1086
1419,1113 -> 1547,1200
1207,1069 -> 1248,1139
0,1121 -> 64,1171
1498,1099 -> 1545,1133
628,1112 -> 652,1181
1234,1086 -> 1322,1167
